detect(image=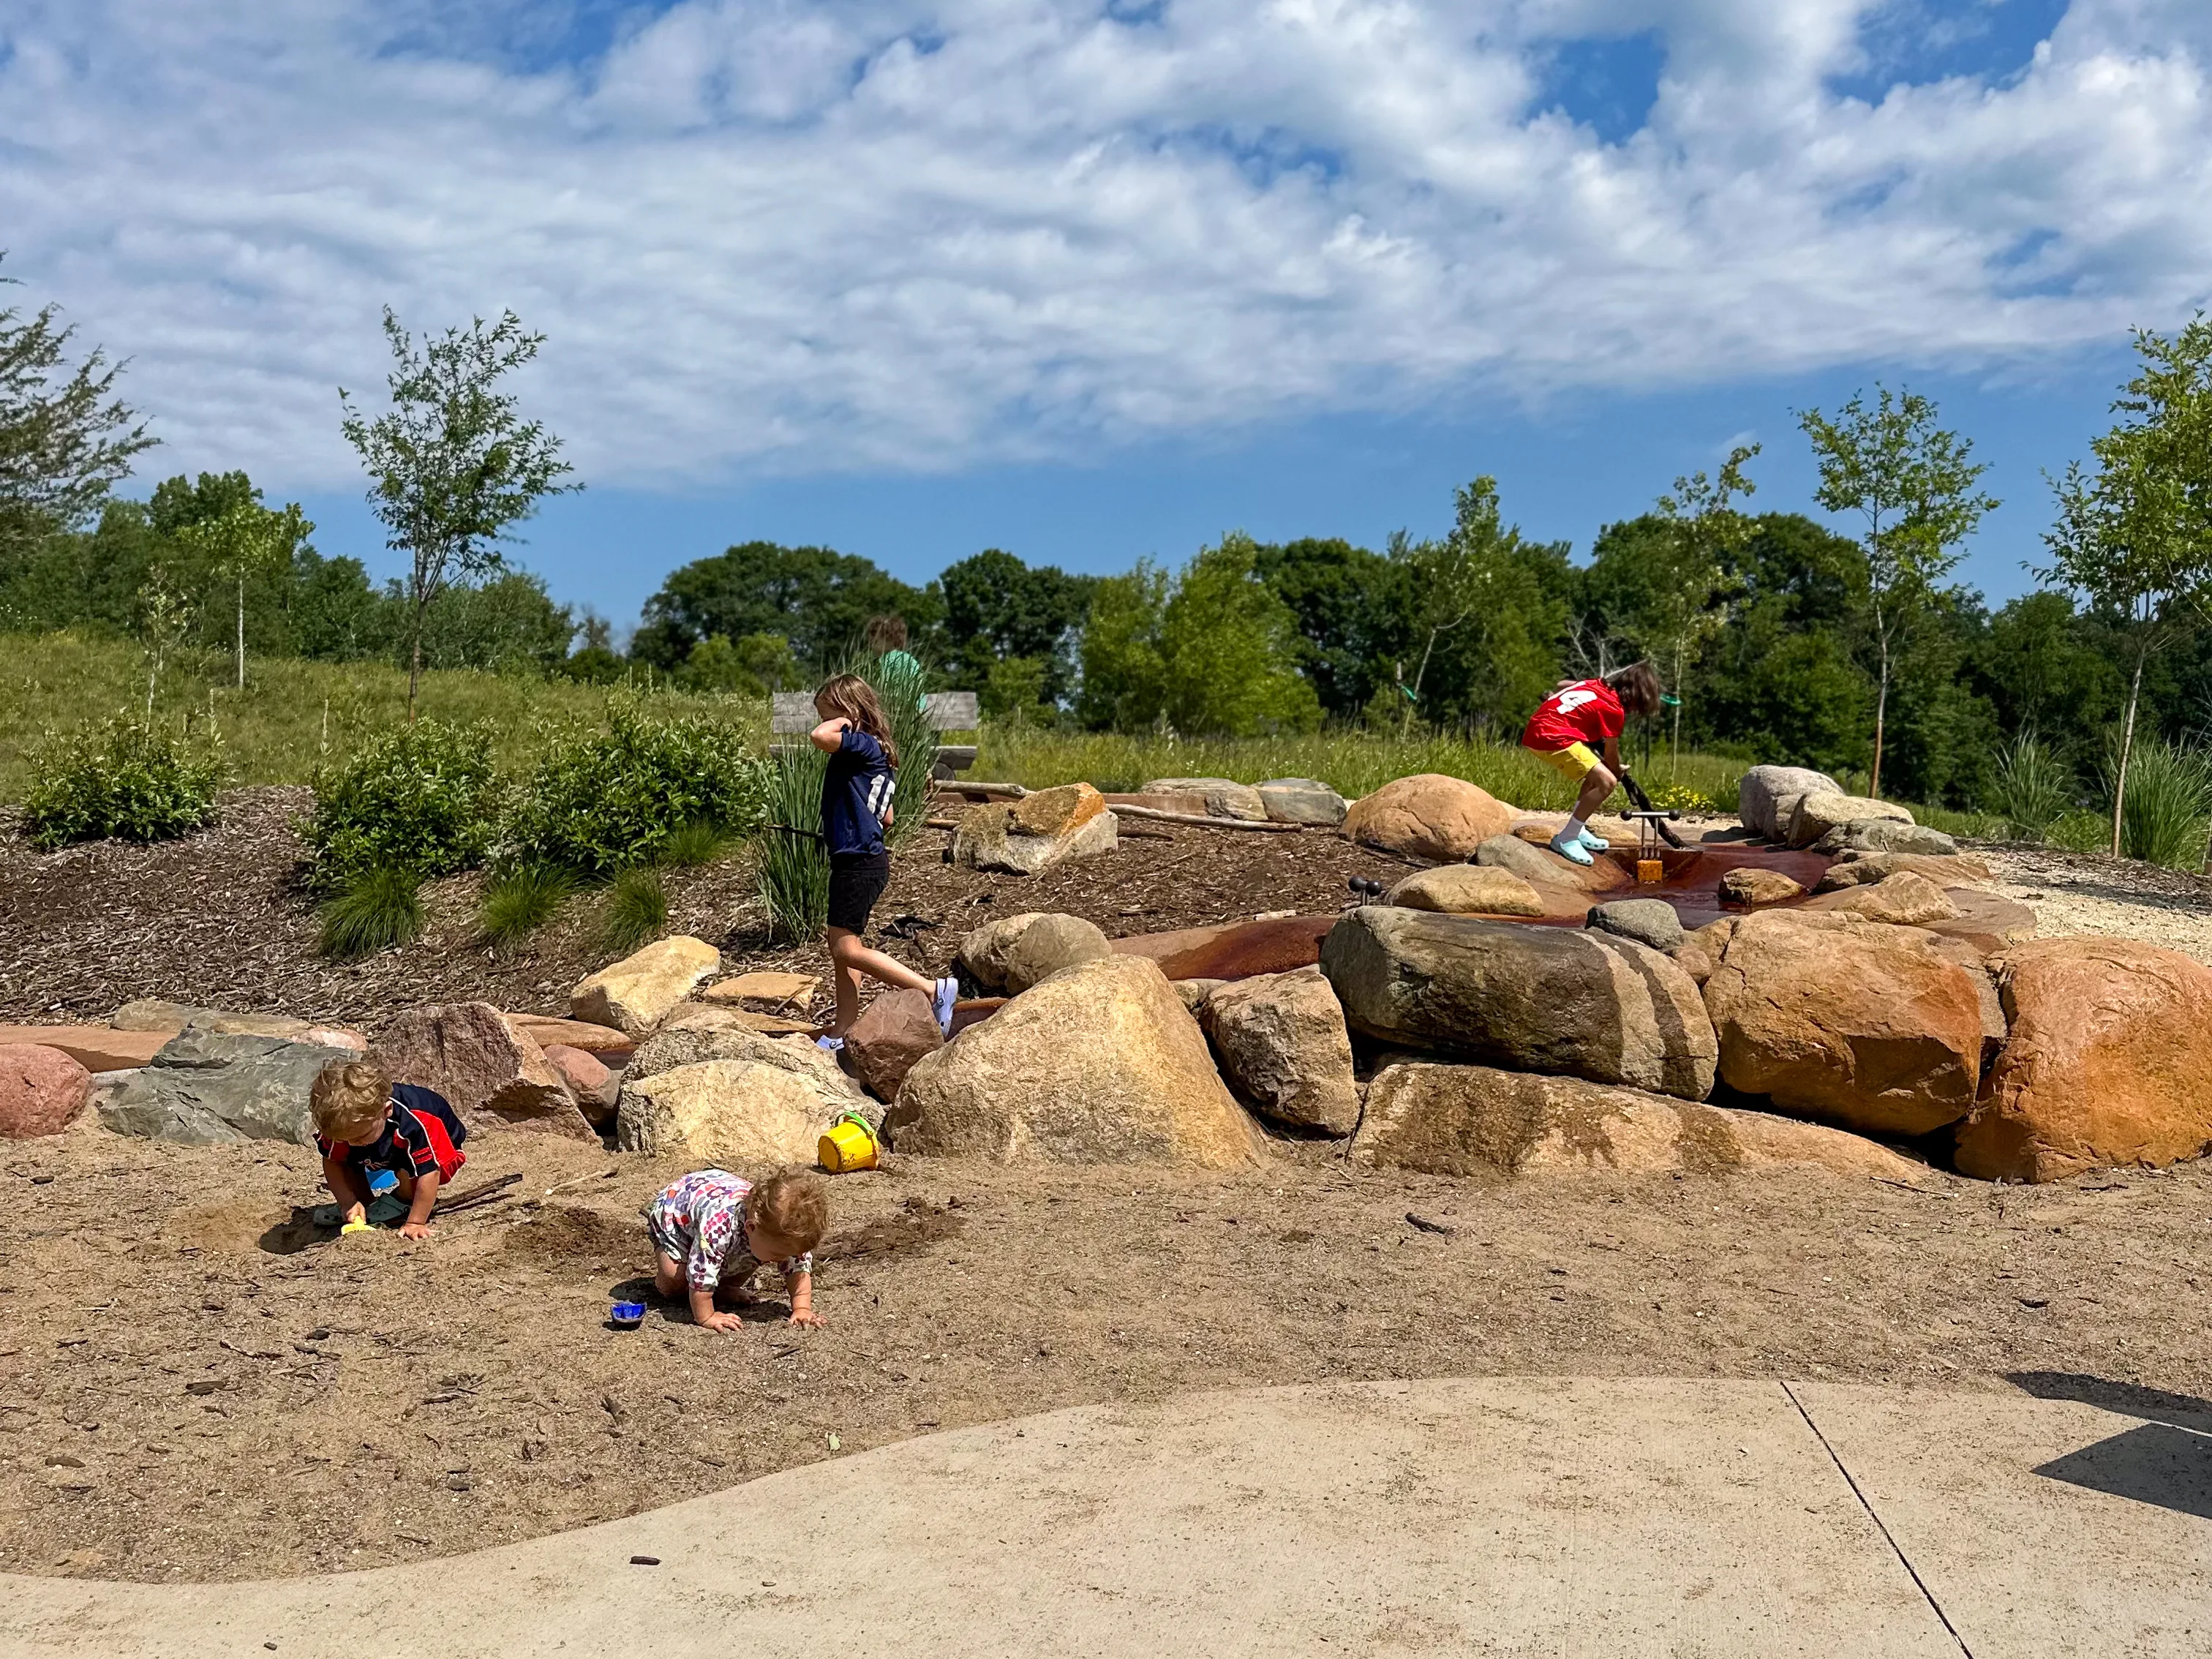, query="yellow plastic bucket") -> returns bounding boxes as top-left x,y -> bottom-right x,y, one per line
819,1113 -> 880,1173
